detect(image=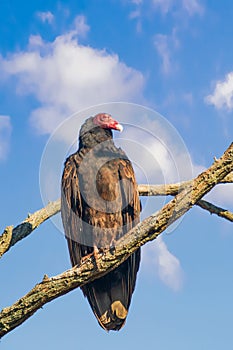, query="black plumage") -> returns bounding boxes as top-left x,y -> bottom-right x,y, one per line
61,113 -> 141,331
